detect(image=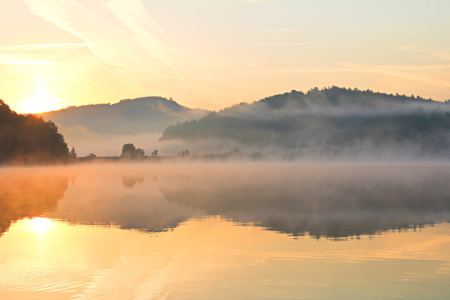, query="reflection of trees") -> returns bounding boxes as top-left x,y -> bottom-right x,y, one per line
121,175 -> 145,188
49,180 -> 201,233
159,166 -> 450,238
0,172 -> 70,235
3,165 -> 447,239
